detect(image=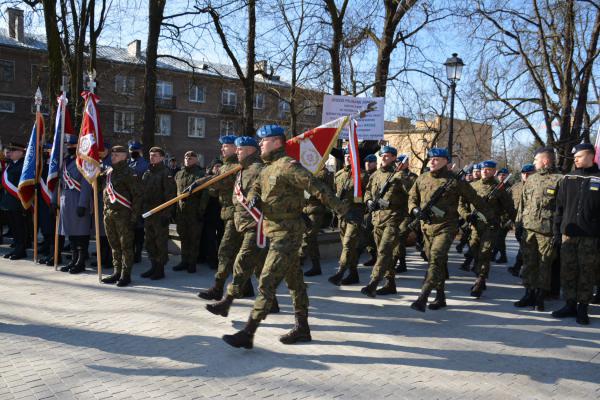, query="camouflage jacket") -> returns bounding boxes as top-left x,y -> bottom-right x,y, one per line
334,165 -> 368,209
248,147 -> 347,235
233,151 -> 264,233
210,154 -> 239,221
517,167 -> 562,235
459,177 -> 516,226
141,163 -> 176,219
103,160 -> 142,221
511,181 -> 524,209
399,169 -> 418,192
364,164 -> 408,227
303,167 -> 334,214
409,167 -> 493,231
175,164 -> 208,216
